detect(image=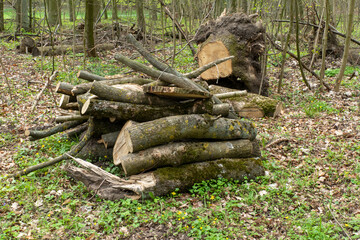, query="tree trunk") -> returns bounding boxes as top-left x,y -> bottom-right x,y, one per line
85,0 -> 97,57
135,0 -> 146,37
112,0 -> 118,20
15,0 -> 30,31
81,98 -> 214,121
65,157 -> 264,200
335,0 -> 355,92
194,13 -> 268,96
0,0 -> 4,32
48,0 -> 58,26
68,0 -> 74,22
118,139 -> 261,176
113,114 -> 257,161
